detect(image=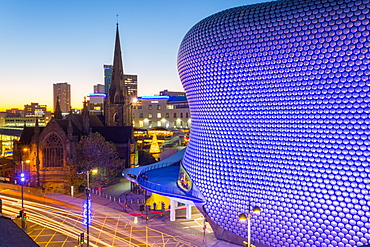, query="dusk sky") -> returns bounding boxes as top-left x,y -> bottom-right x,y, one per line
0,0 -> 270,111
